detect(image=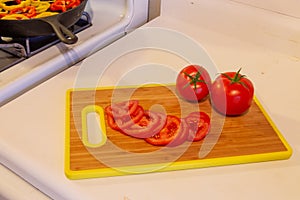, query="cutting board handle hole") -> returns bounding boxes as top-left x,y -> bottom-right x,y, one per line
81,105 -> 107,148
86,112 -> 103,144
